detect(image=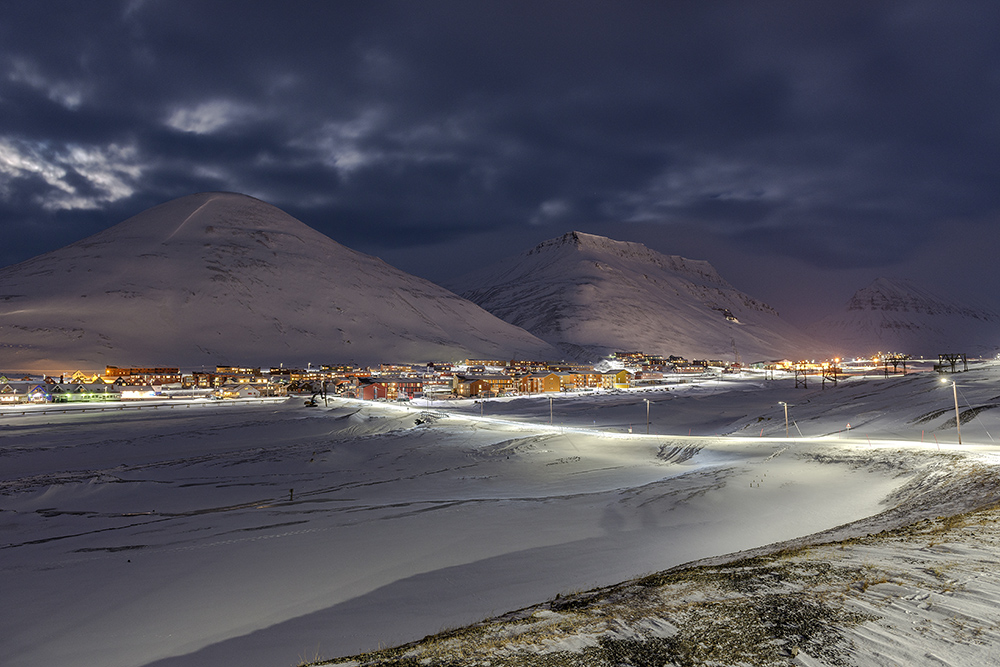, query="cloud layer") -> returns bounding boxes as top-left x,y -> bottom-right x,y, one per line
3,2 -> 1000,317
